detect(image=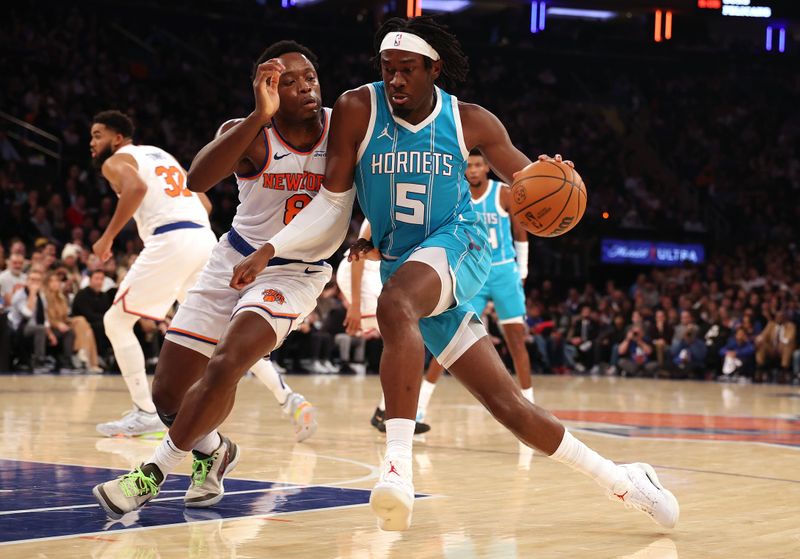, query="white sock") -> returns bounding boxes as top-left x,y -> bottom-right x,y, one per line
116,343 -> 155,414
521,386 -> 534,403
417,379 -> 437,416
549,430 -> 620,490
378,392 -> 386,412
250,358 -> 293,406
193,431 -> 221,455
150,433 -> 190,478
384,418 -> 415,460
